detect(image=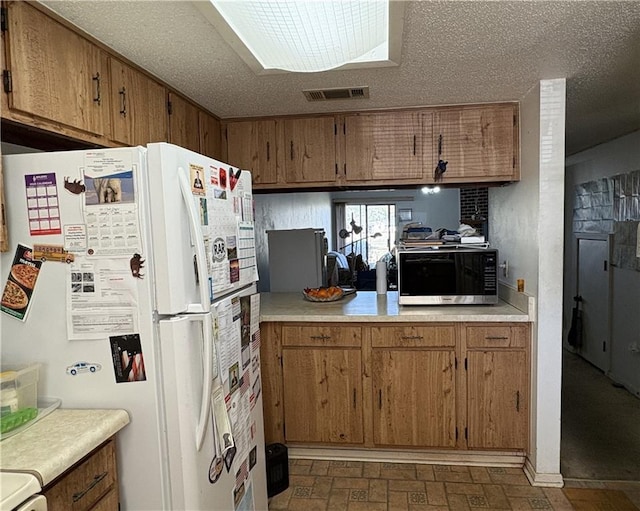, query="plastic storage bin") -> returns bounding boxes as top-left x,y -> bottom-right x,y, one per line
0,364 -> 40,434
